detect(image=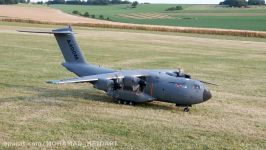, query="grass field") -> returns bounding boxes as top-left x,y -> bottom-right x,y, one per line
0,22 -> 265,149
50,4 -> 266,31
